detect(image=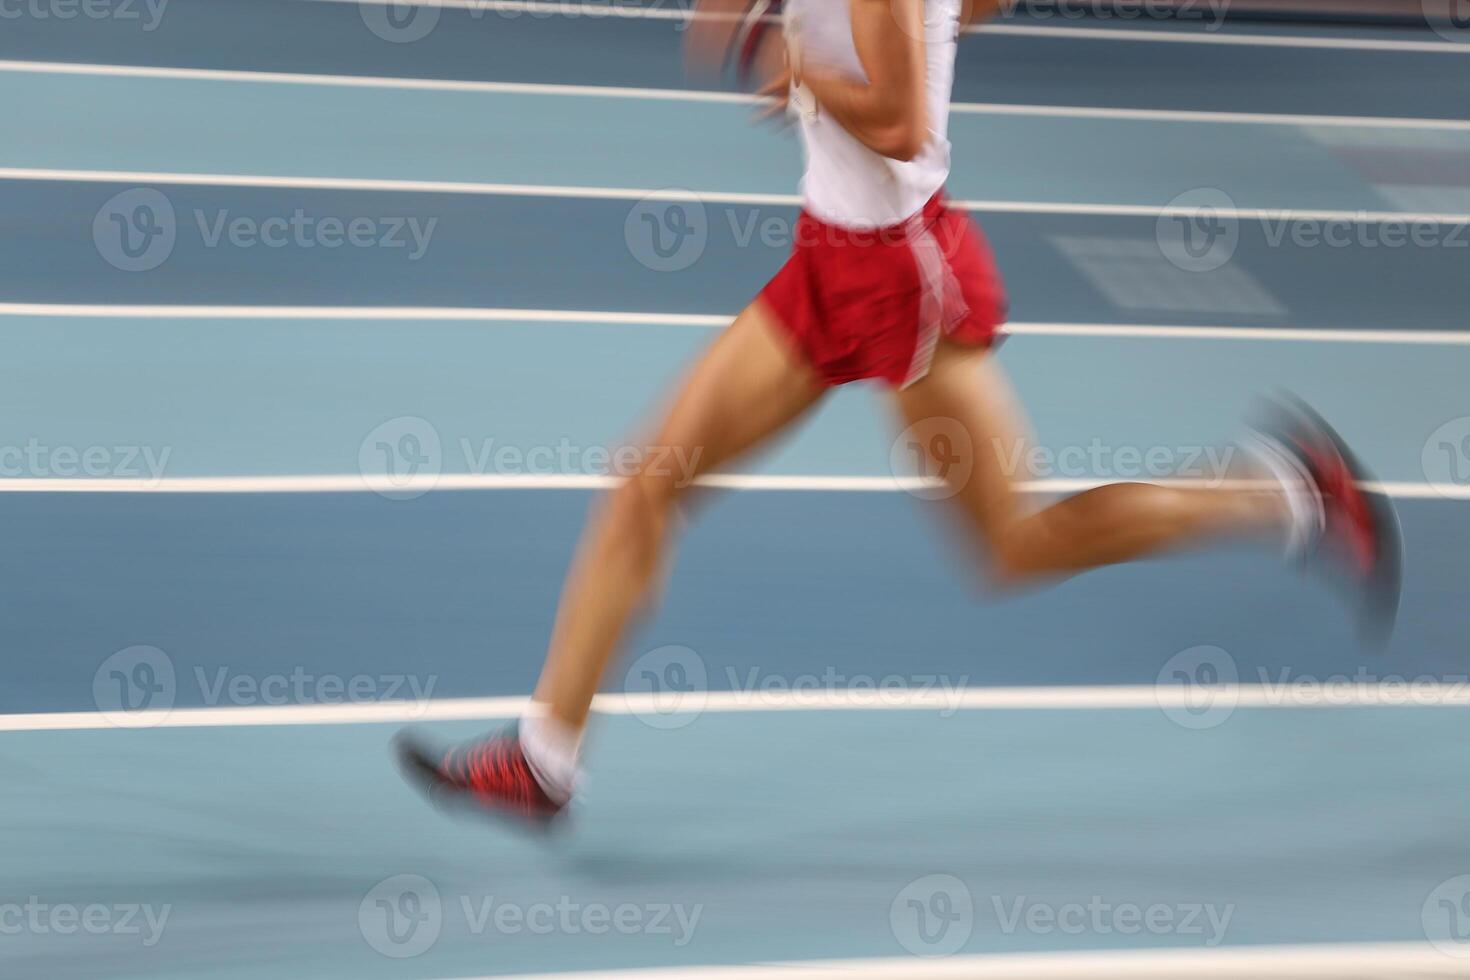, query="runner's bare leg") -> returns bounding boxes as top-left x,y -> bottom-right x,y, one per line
533,300 -> 825,731
894,339 -> 1287,585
